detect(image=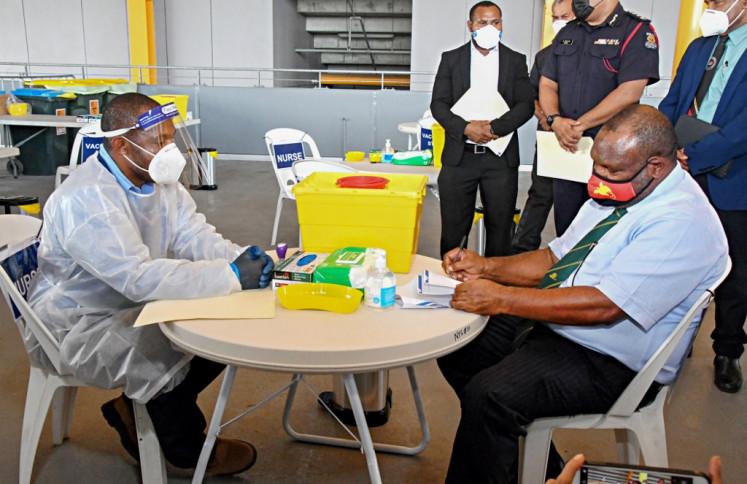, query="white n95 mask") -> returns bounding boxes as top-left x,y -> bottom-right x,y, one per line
552,20 -> 569,36
472,25 -> 502,50
700,0 -> 745,37
123,139 -> 186,185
